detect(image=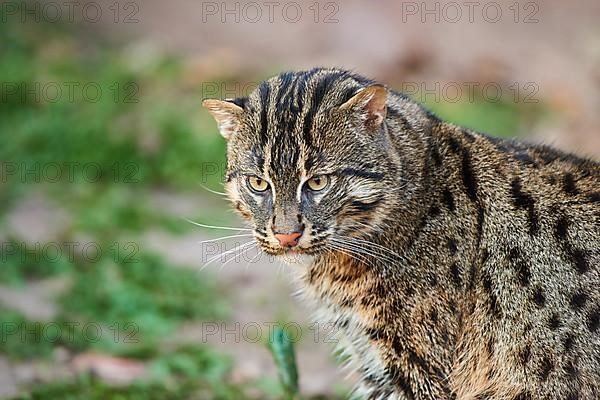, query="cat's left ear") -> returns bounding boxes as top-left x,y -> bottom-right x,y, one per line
202,98 -> 246,140
339,84 -> 387,130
